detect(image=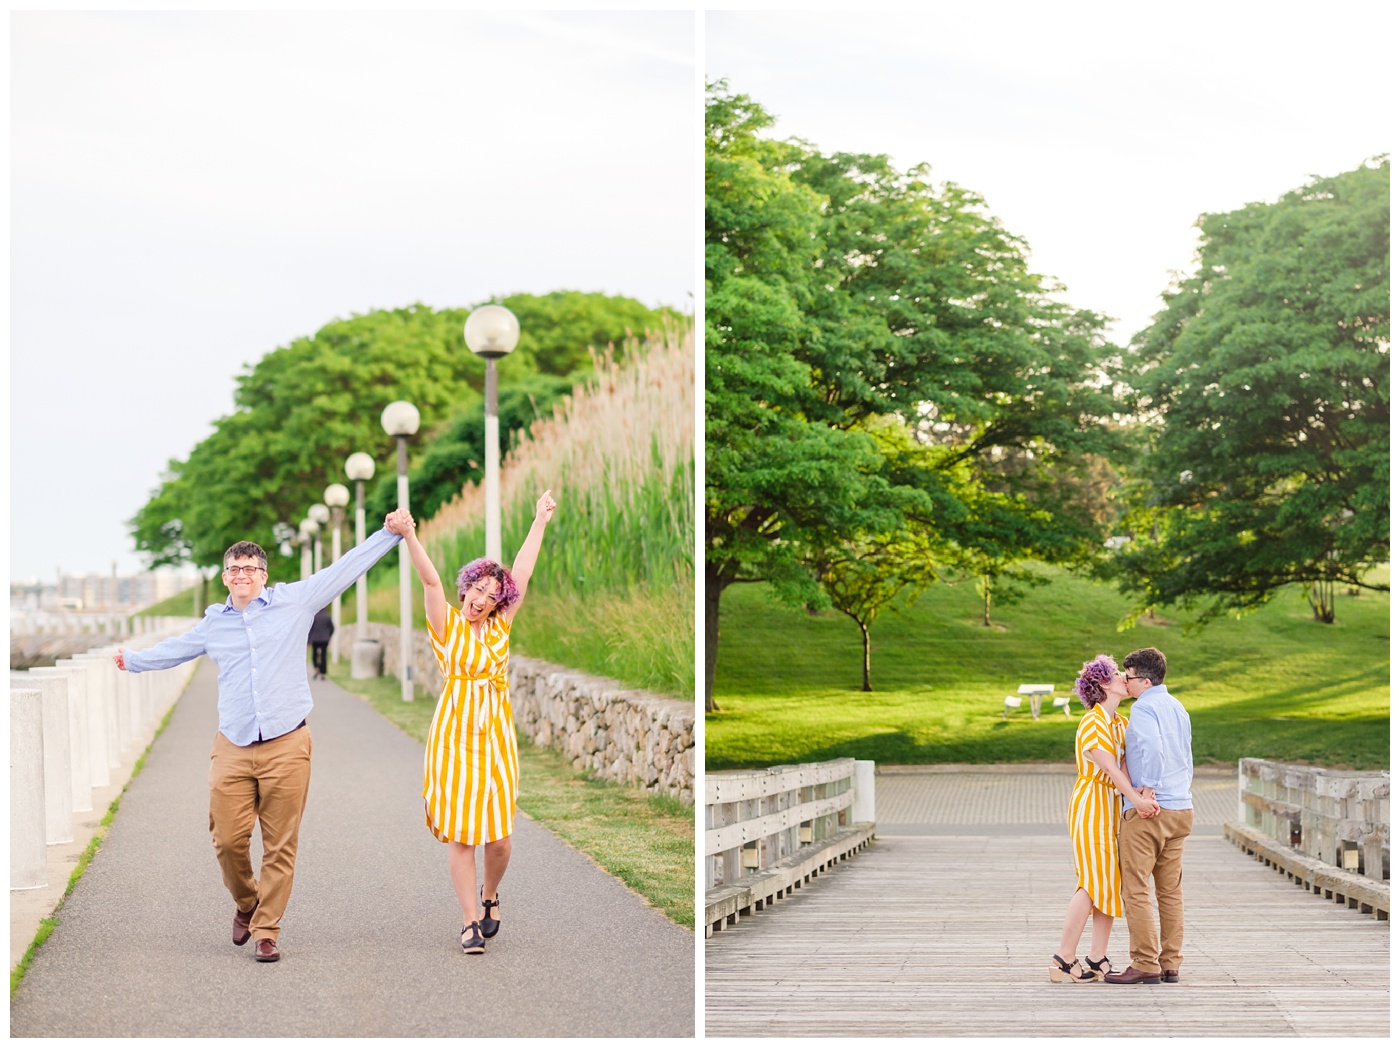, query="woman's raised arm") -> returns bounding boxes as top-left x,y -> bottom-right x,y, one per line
386,509 -> 448,638
505,489 -> 556,623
